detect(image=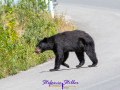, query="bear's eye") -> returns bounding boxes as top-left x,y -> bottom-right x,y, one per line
39,44 -> 42,48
